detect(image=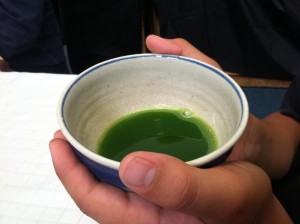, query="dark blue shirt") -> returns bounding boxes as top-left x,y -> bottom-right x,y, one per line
0,0 -> 67,73
154,0 -> 300,80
